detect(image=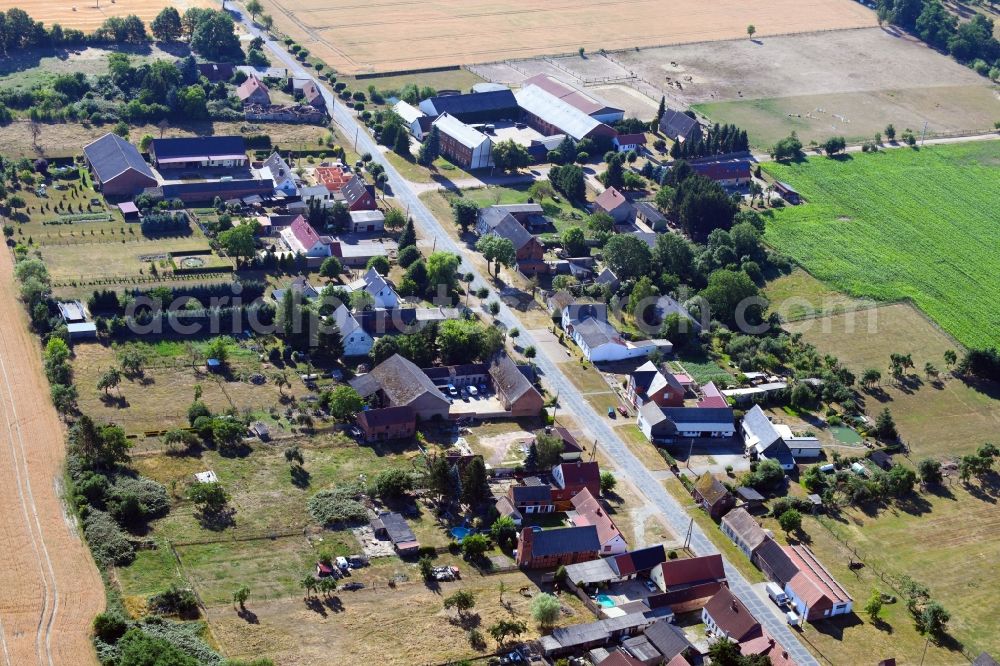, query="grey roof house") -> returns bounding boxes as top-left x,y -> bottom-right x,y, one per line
349,354 -> 450,420
658,108 -> 702,143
